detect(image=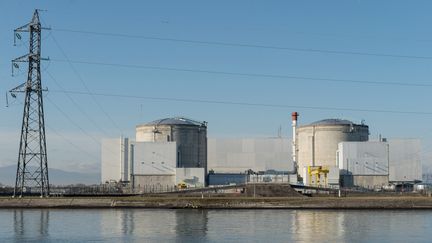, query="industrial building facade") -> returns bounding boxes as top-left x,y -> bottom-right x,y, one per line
101,137 -> 129,183
294,117 -> 422,189
388,139 -> 422,183
207,137 -> 296,185
131,141 -> 205,190
337,141 -> 389,188
101,117 -> 208,190
136,118 -> 207,169
337,140 -> 422,188
101,114 -> 423,190
295,119 -> 369,187
101,137 -> 295,186
296,119 -> 369,172
207,138 -> 292,173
